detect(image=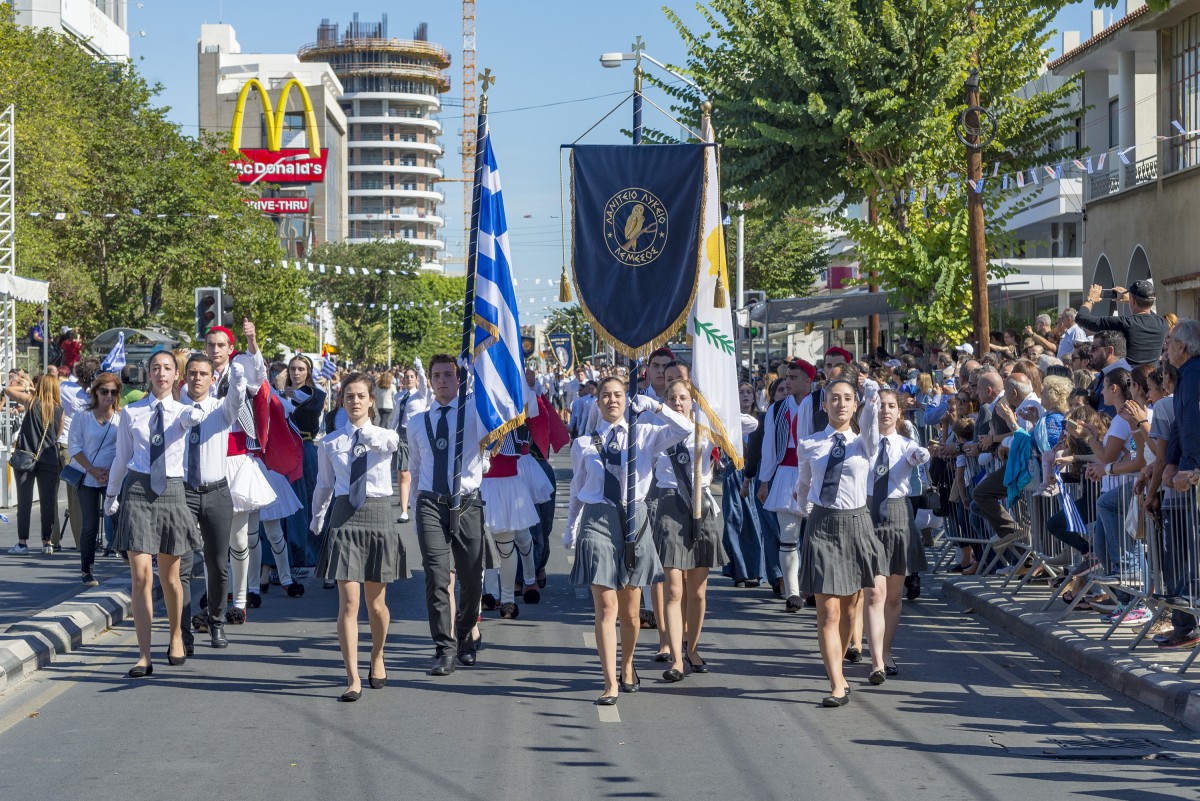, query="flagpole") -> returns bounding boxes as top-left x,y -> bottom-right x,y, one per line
451,73 -> 492,521
625,55 -> 645,559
